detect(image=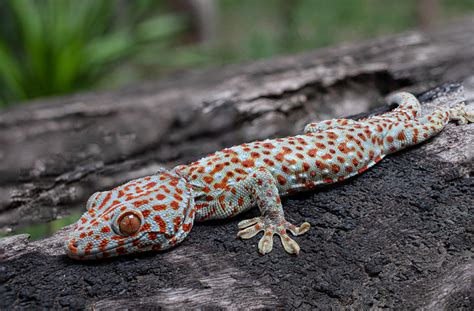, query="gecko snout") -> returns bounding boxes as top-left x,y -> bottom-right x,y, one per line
64,238 -> 79,257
